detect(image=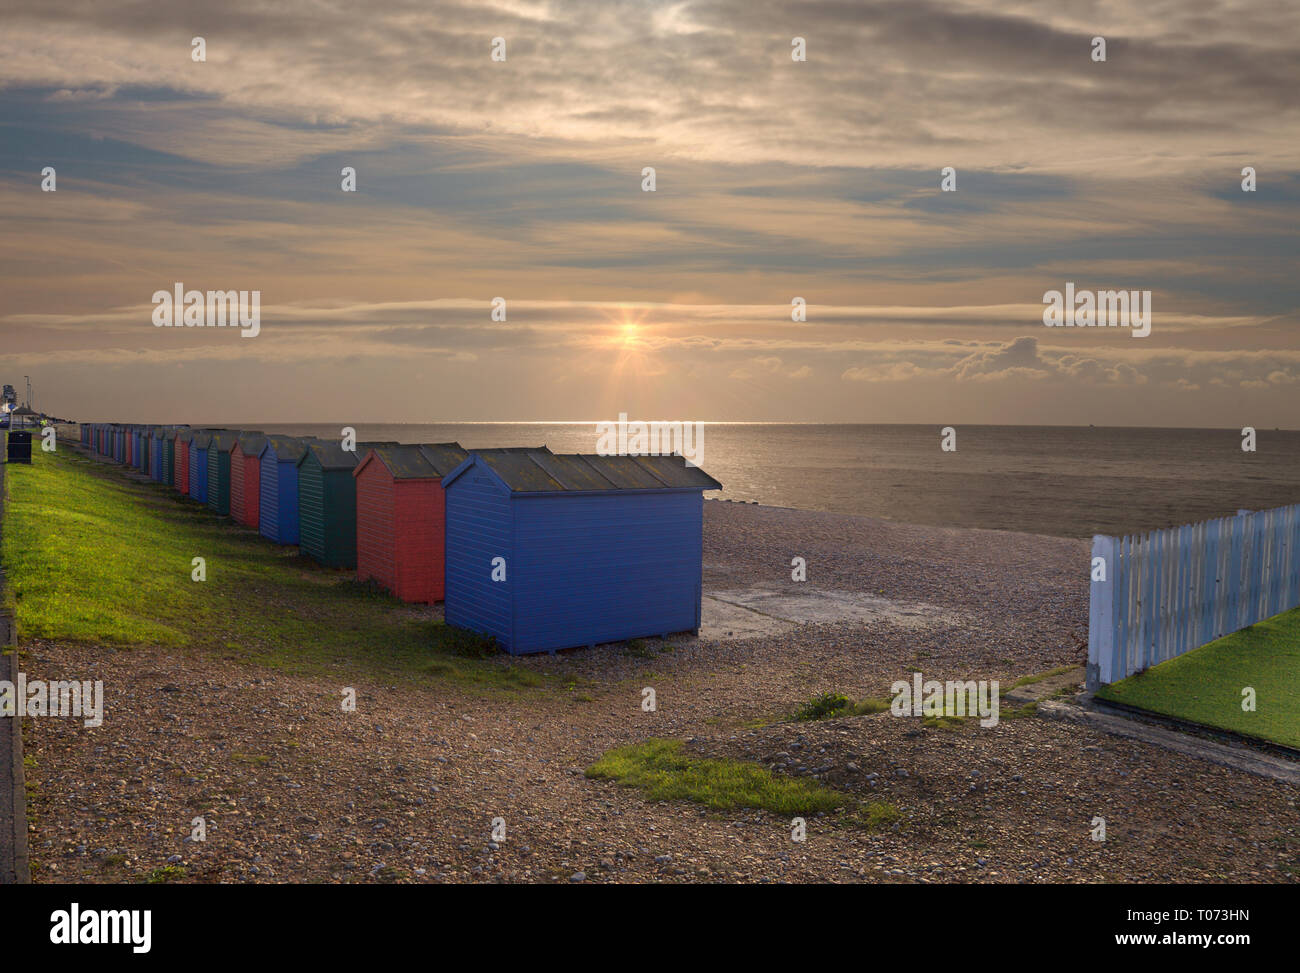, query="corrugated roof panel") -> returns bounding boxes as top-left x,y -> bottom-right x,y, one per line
630,453 -> 723,490
571,453 -> 667,490
477,448 -> 562,492
307,440 -> 399,470
210,432 -> 239,452
263,435 -> 311,463
368,444 -> 435,479
414,442 -> 469,477
237,432 -> 266,457
467,447 -> 721,493
306,441 -> 360,470
525,451 -> 616,491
